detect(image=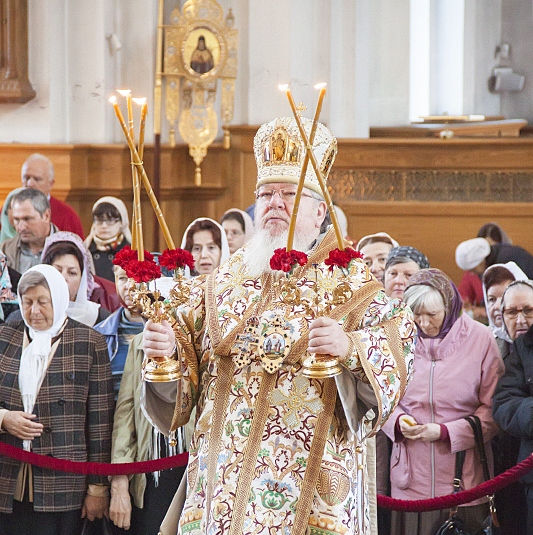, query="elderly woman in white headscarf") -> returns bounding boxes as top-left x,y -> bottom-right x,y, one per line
482,262 -> 527,360
84,196 -> 132,282
220,208 -> 254,254
181,218 -> 230,277
0,264 -> 114,535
